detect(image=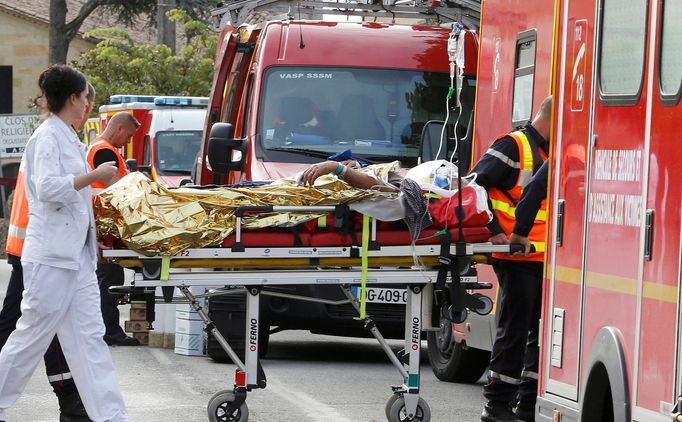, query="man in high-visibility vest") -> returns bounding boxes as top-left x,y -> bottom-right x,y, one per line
0,83 -> 96,421
86,112 -> 140,346
474,96 -> 552,422
509,160 -> 549,257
